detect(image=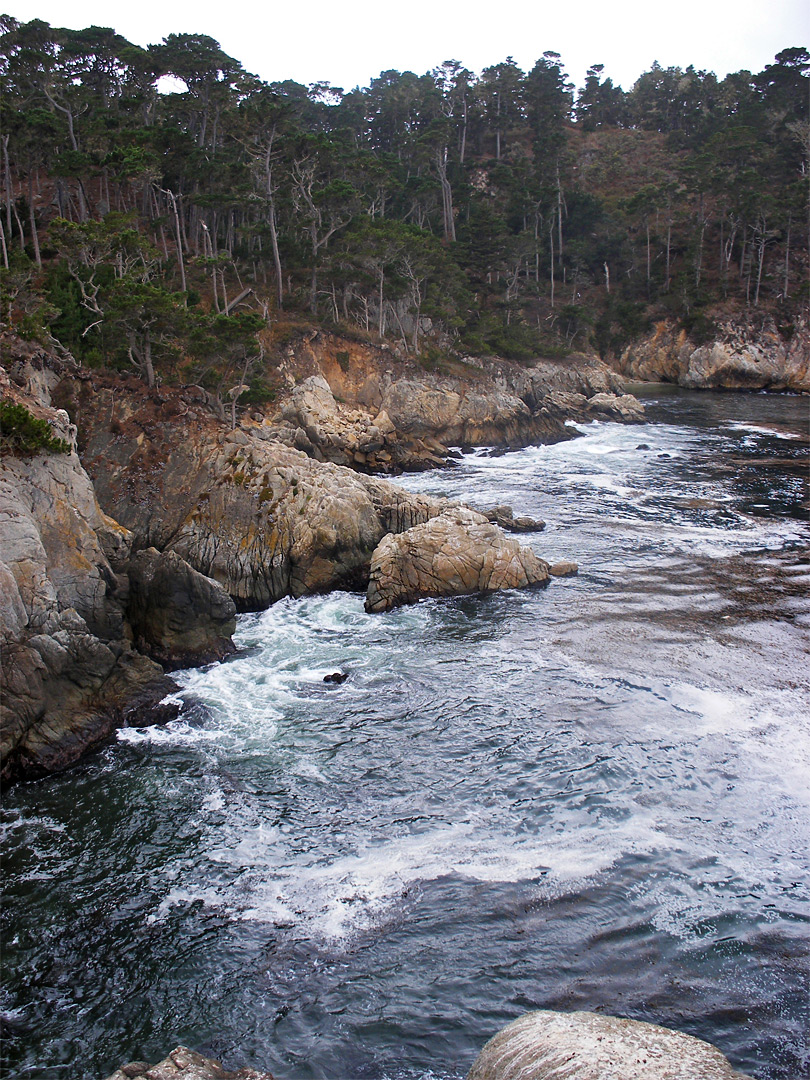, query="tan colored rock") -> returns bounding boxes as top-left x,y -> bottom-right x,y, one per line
587,392 -> 646,422
103,1045 -> 274,1080
0,414 -> 178,781
549,560 -> 578,576
365,507 -> 549,612
618,318 -> 810,392
467,1010 -> 753,1080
